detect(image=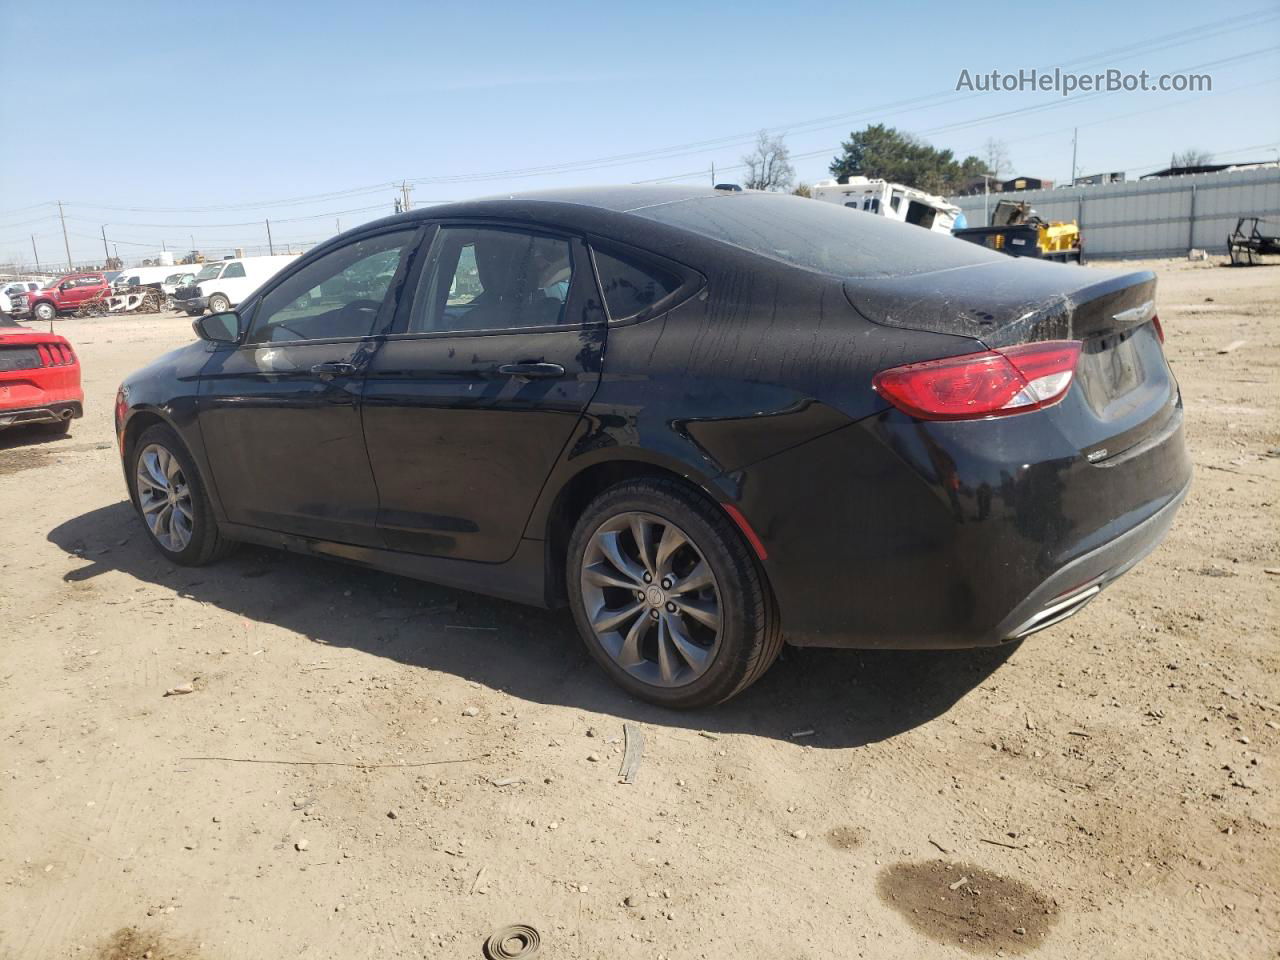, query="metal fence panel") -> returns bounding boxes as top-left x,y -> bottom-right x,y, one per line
950,167 -> 1280,259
